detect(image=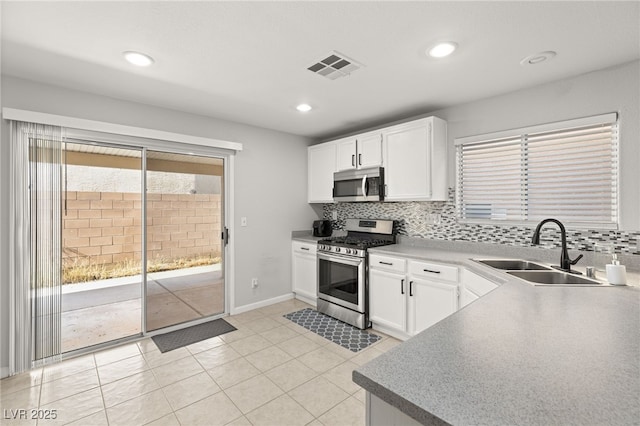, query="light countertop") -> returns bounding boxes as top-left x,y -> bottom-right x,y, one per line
353,243 -> 640,425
